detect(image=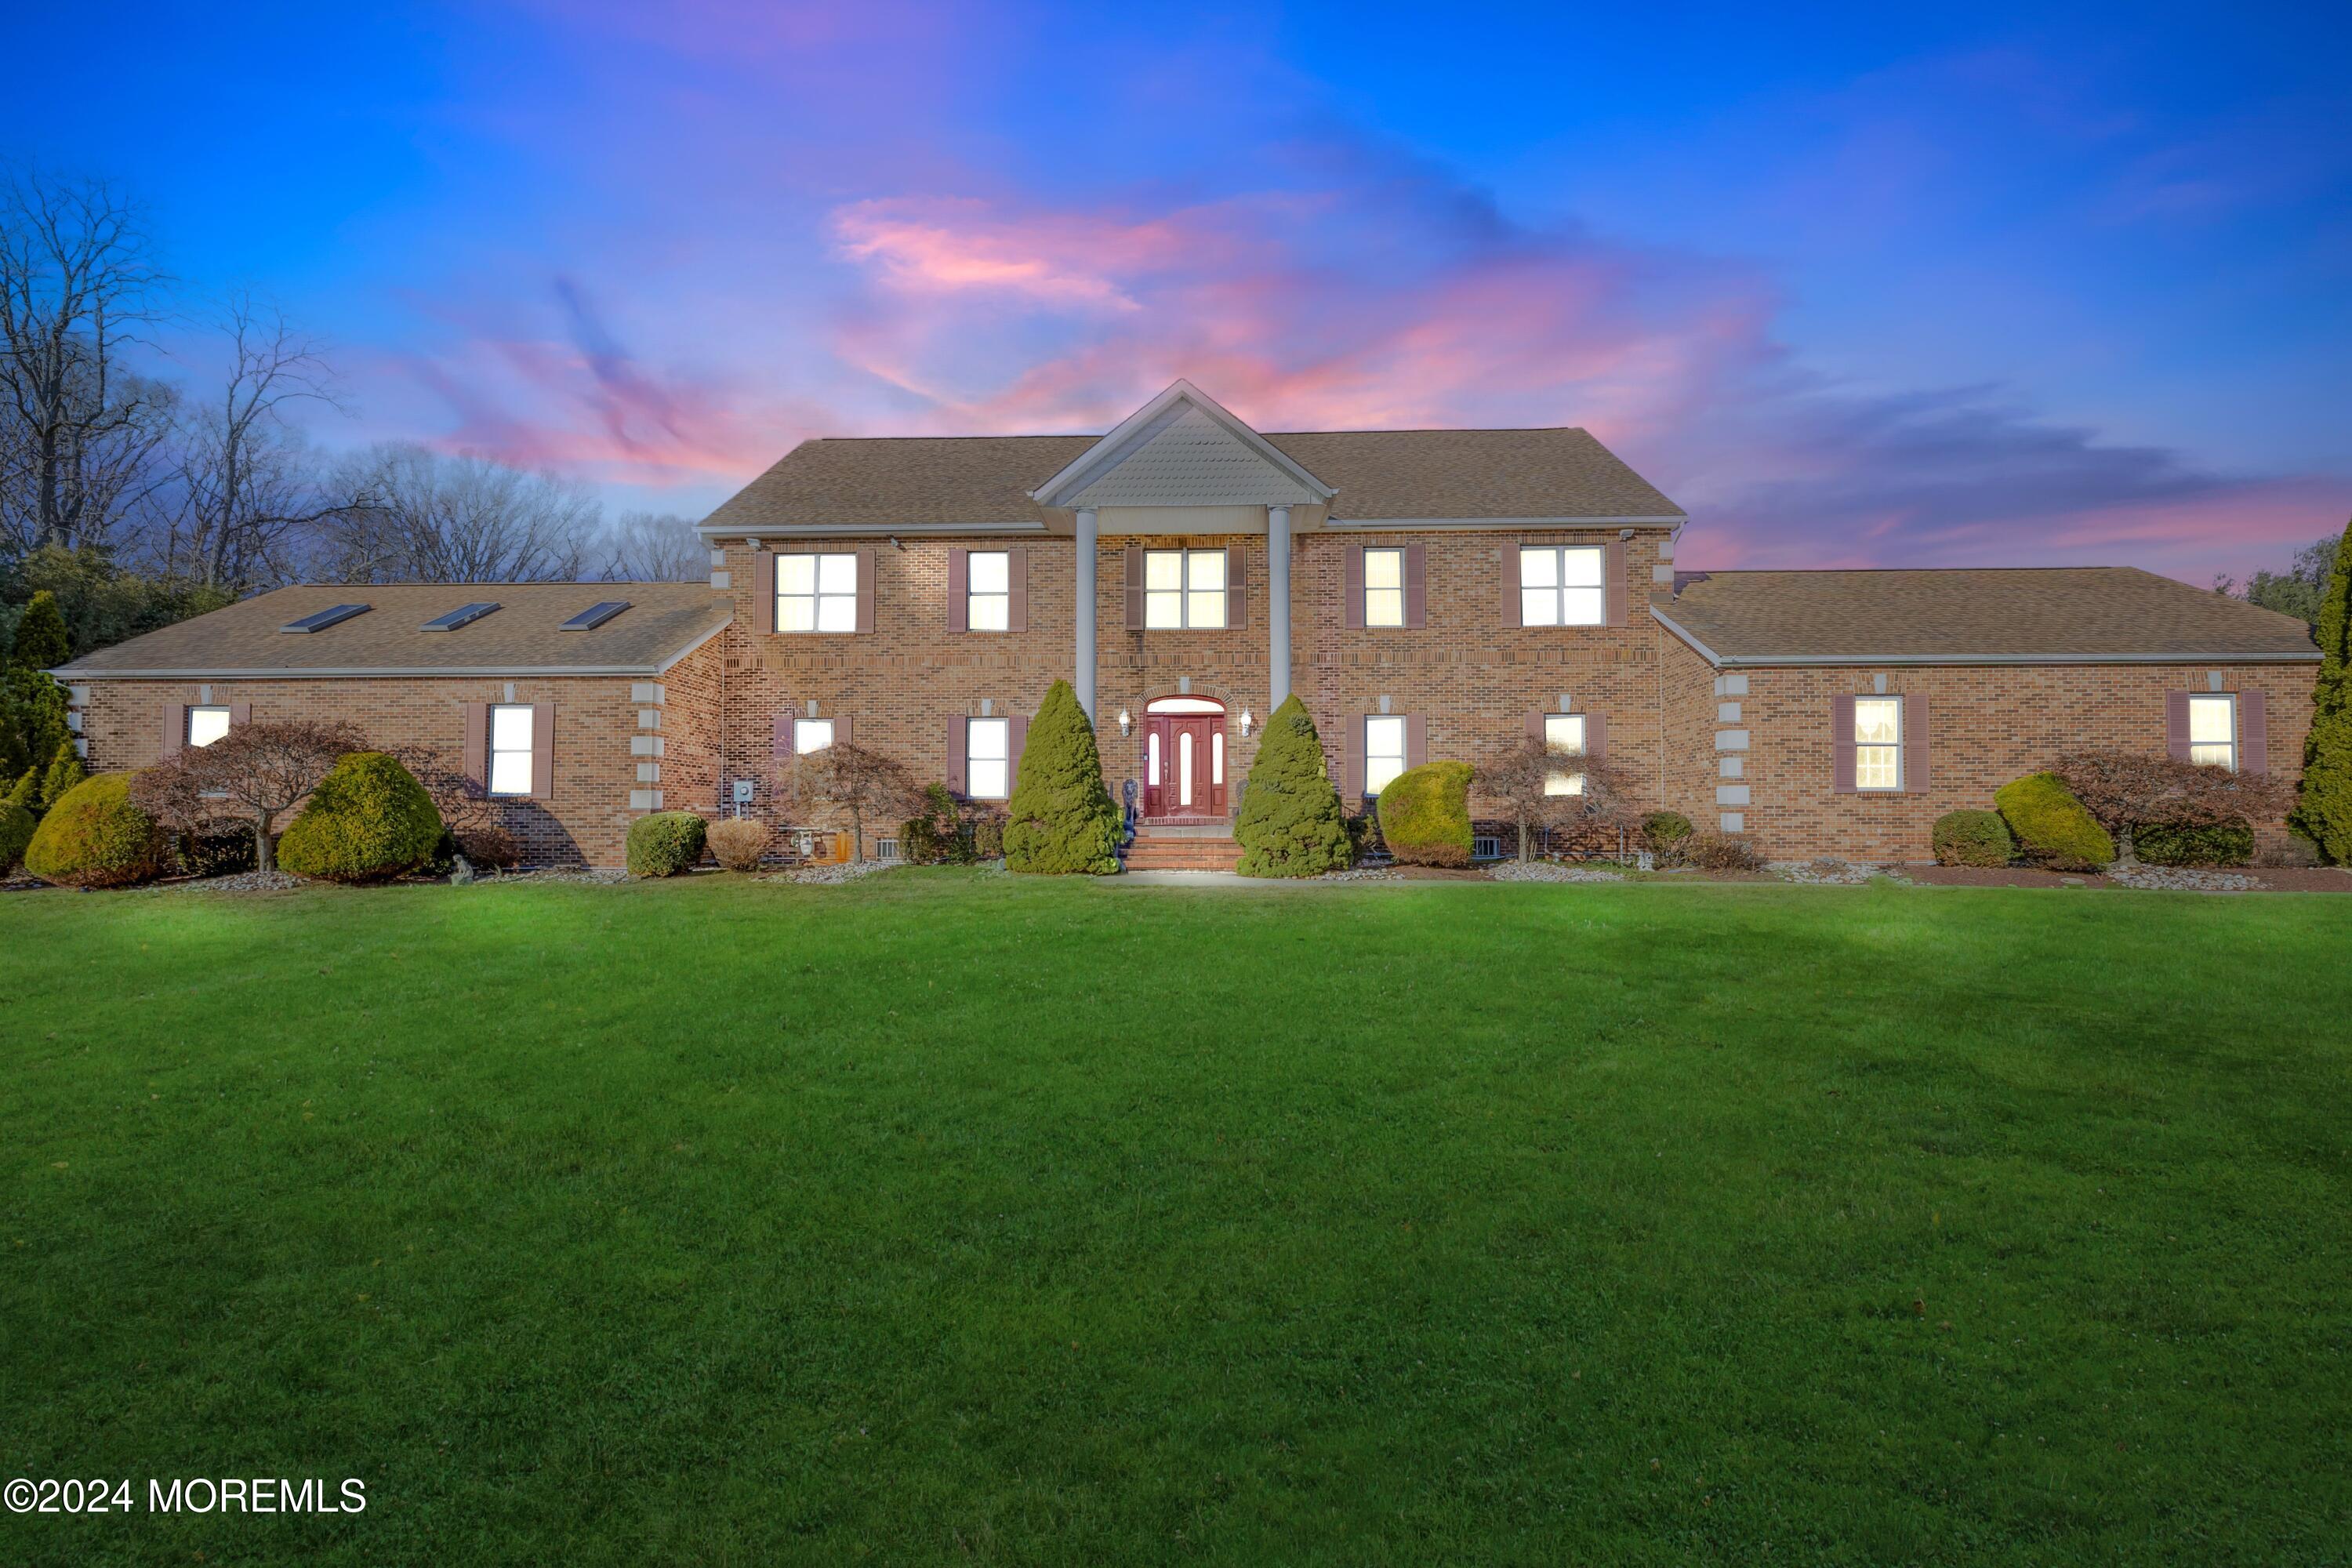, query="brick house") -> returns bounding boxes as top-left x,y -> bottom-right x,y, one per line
57,380 -> 2321,866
